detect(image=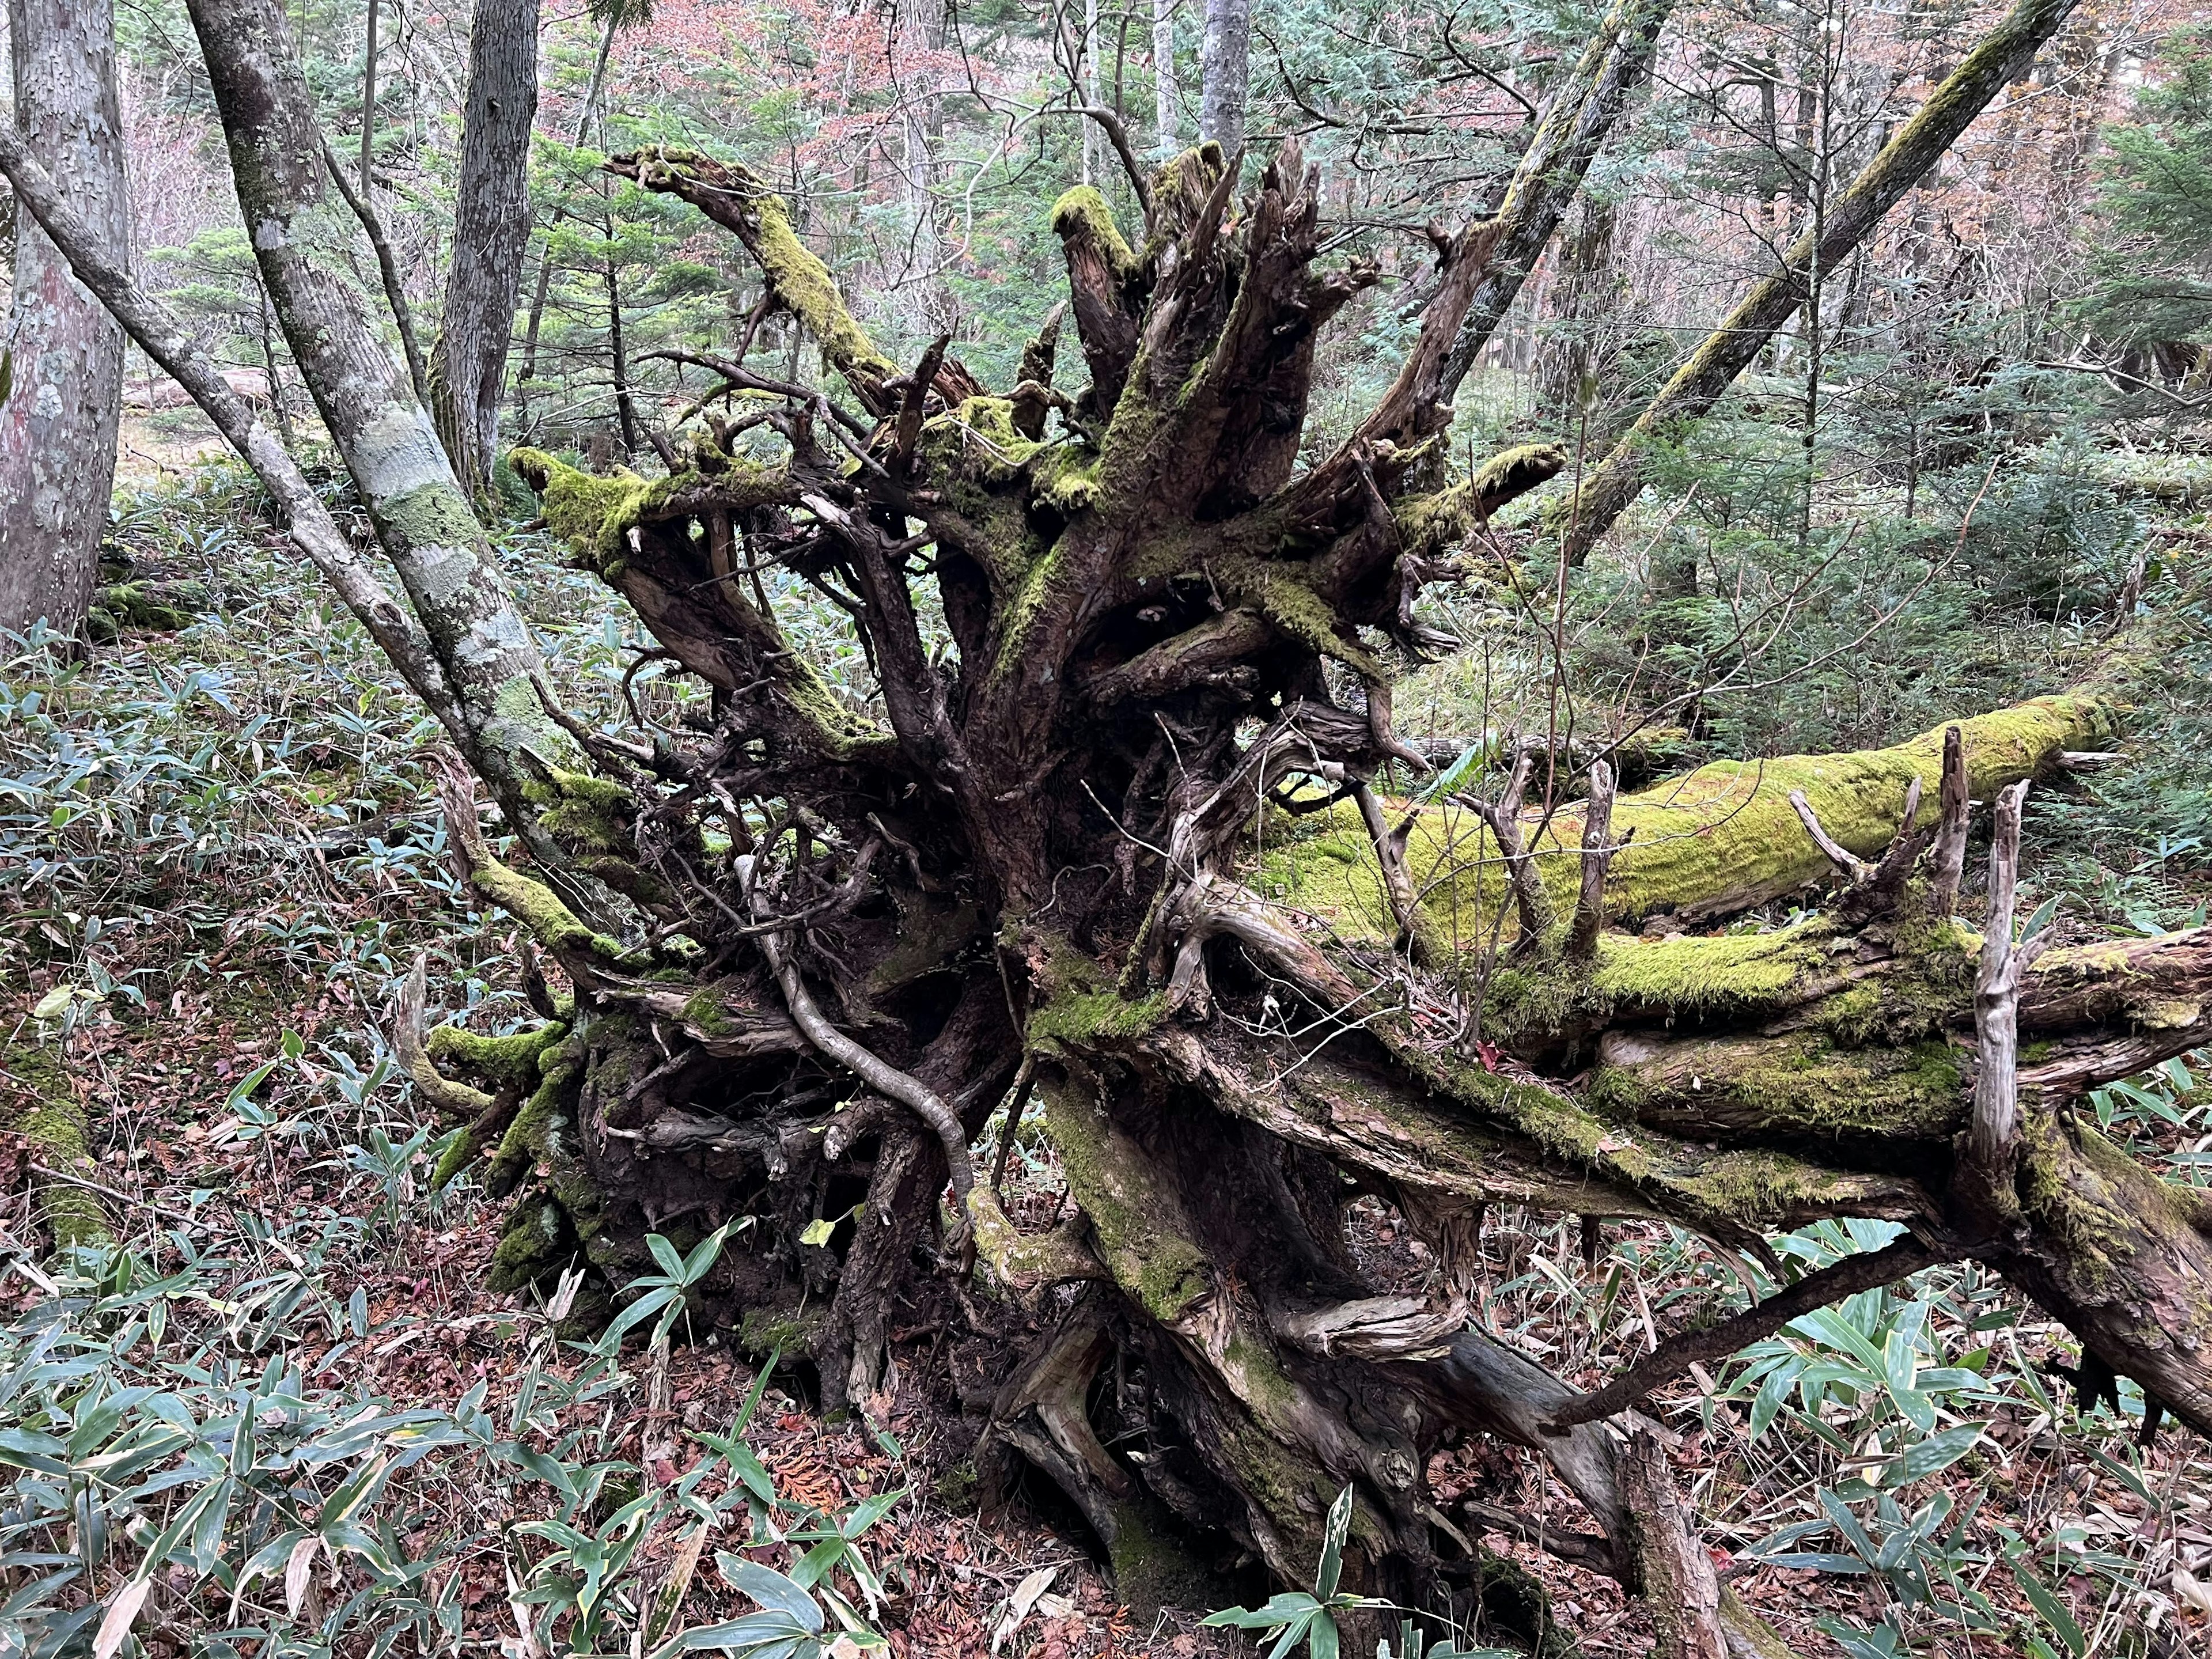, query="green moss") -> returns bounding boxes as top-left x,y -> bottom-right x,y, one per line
1246,696 -> 2107,966
1050,185 -> 1141,283
1125,547 -> 1370,674
1030,443 -> 1104,515
522,768 -> 635,855
487,1025 -> 586,1199
430,1126 -> 478,1190
679,985 -> 740,1036
509,448 -> 786,577
488,1198 -> 574,1292
1041,1081 -> 1209,1321
427,1021 -> 568,1086
3,1041 -> 108,1249
1027,990 -> 1167,1050
743,192 -> 895,379
737,1305 -> 826,1359
1676,1148 -> 1874,1228
1104,1499 -> 1225,1619
461,839 -> 630,964
1589,925 -> 1825,1012
89,580 -> 206,637
1593,1031 -> 1964,1141
1395,444 -> 1570,555
378,480 -> 484,554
